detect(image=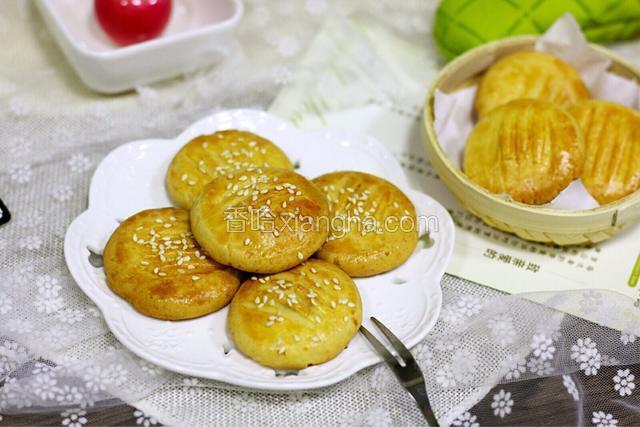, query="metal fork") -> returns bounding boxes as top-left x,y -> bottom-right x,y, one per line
360,317 -> 439,426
